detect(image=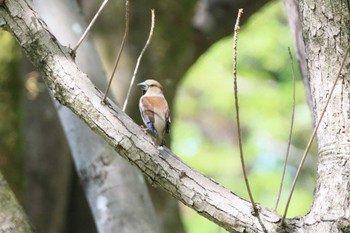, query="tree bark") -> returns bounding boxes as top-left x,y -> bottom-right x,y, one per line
2,0 -> 350,232
298,0 -> 350,231
283,0 -> 312,110
78,1 -> 273,232
0,1 -> 281,232
78,1 -> 272,231
28,0 -> 161,233
0,173 -> 33,233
